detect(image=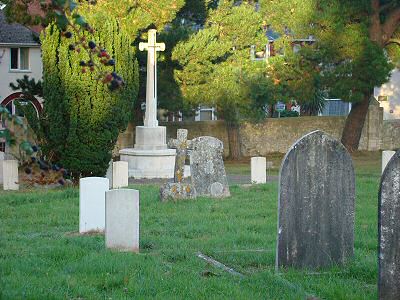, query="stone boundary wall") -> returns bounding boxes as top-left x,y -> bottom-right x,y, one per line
116,103 -> 400,157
